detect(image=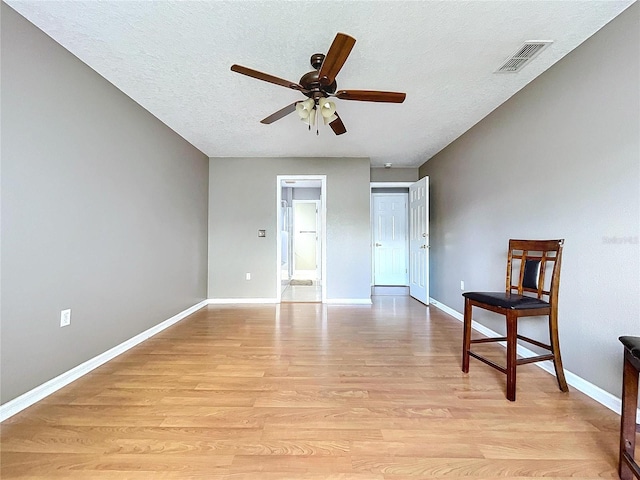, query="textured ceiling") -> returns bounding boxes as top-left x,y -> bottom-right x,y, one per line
6,1 -> 635,167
